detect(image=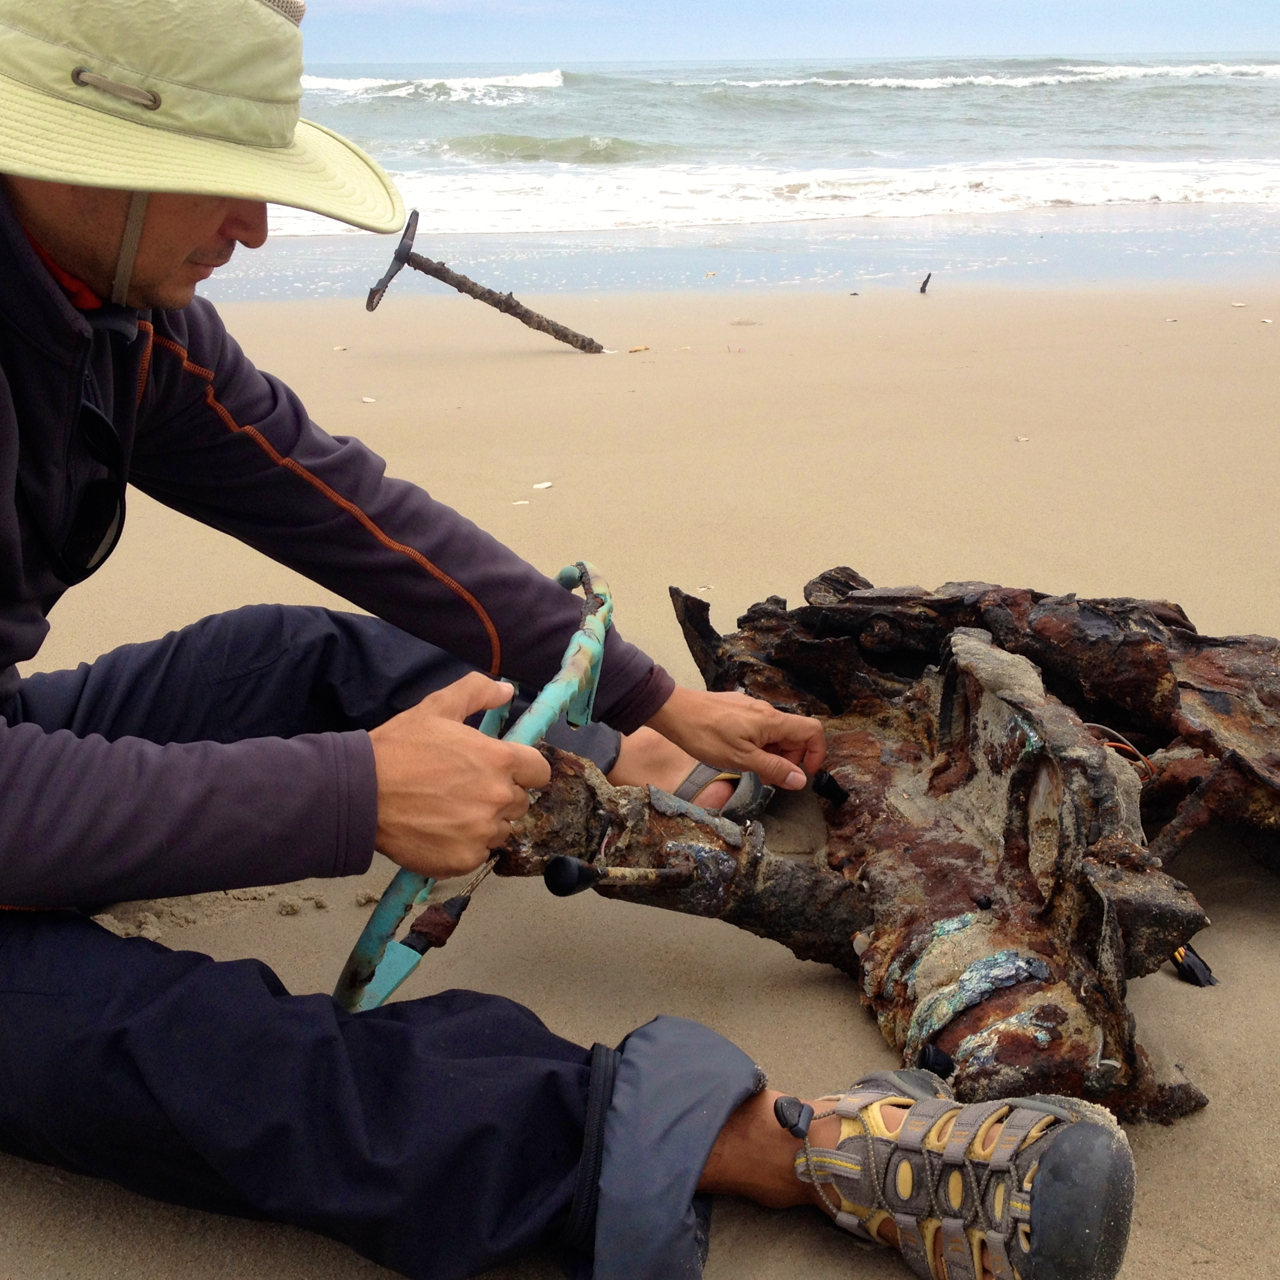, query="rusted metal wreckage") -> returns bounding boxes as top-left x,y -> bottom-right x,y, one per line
499,567 -> 1280,1123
